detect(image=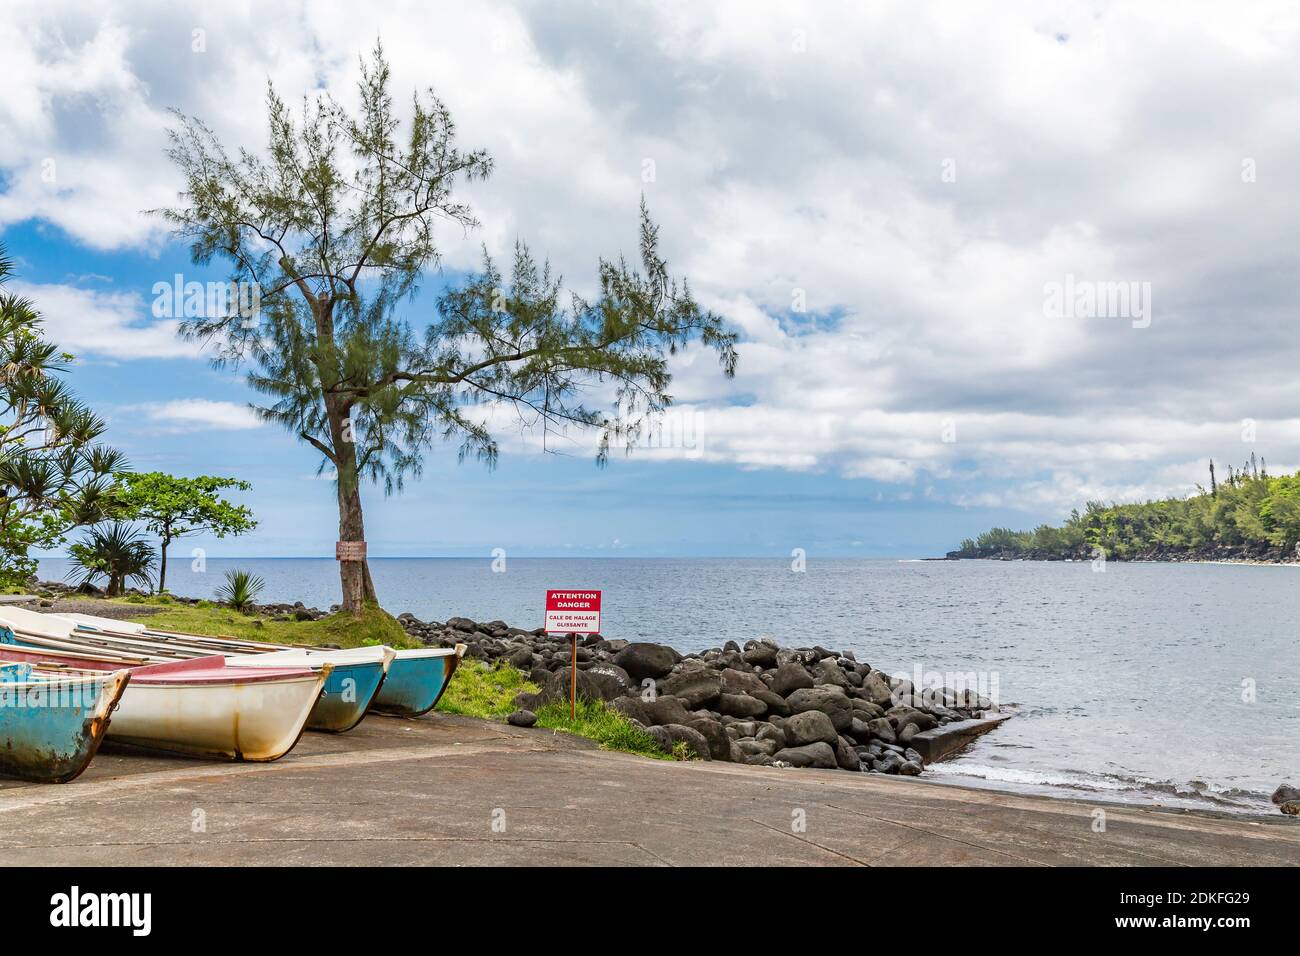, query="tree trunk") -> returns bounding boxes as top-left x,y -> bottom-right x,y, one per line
328,399 -> 377,616
314,298 -> 378,616
157,530 -> 170,594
